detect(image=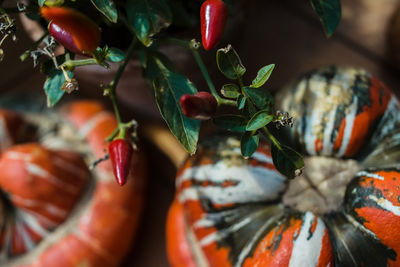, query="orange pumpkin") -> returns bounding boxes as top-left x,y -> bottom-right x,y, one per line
0,100 -> 146,267
166,66 -> 400,267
